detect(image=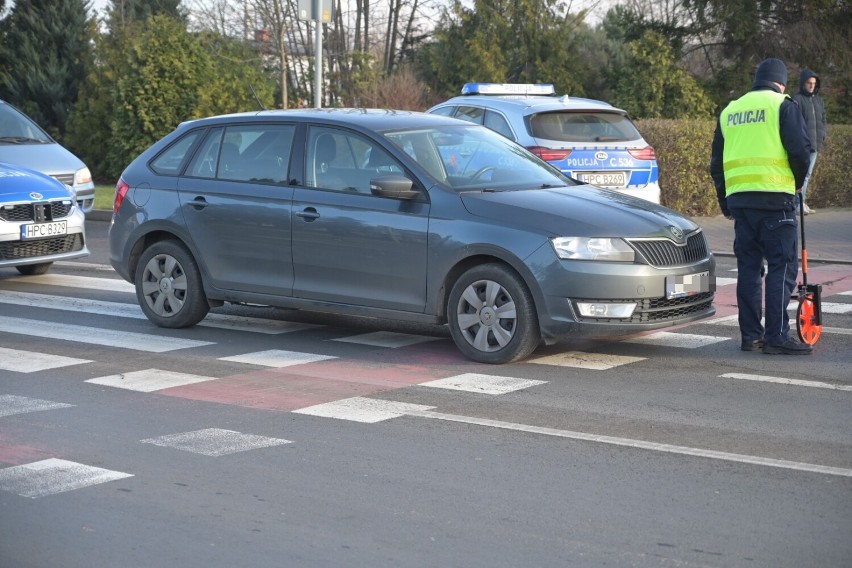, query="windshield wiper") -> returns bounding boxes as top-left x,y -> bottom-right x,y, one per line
0,136 -> 49,144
